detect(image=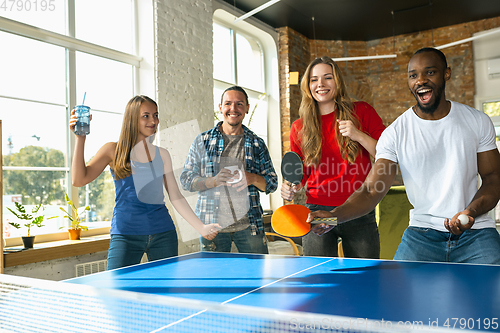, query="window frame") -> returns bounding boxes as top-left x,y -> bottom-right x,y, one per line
212,9 -> 280,212
0,1 -> 140,246
213,18 -> 266,93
